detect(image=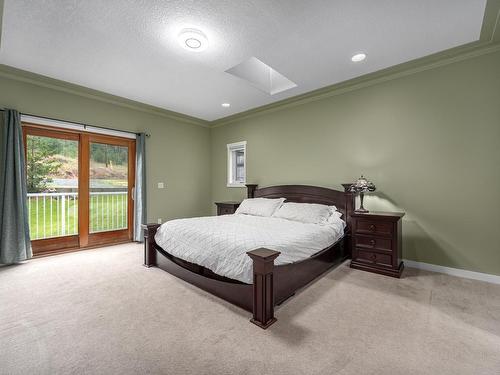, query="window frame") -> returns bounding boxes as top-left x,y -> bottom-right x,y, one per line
226,141 -> 247,188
